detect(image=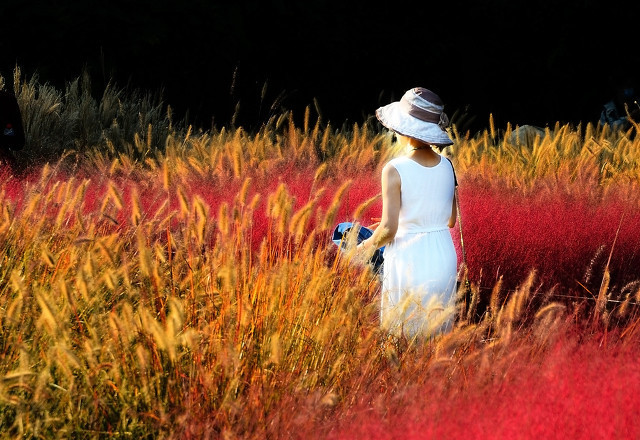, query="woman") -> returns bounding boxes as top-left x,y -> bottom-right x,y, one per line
357,87 -> 458,338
